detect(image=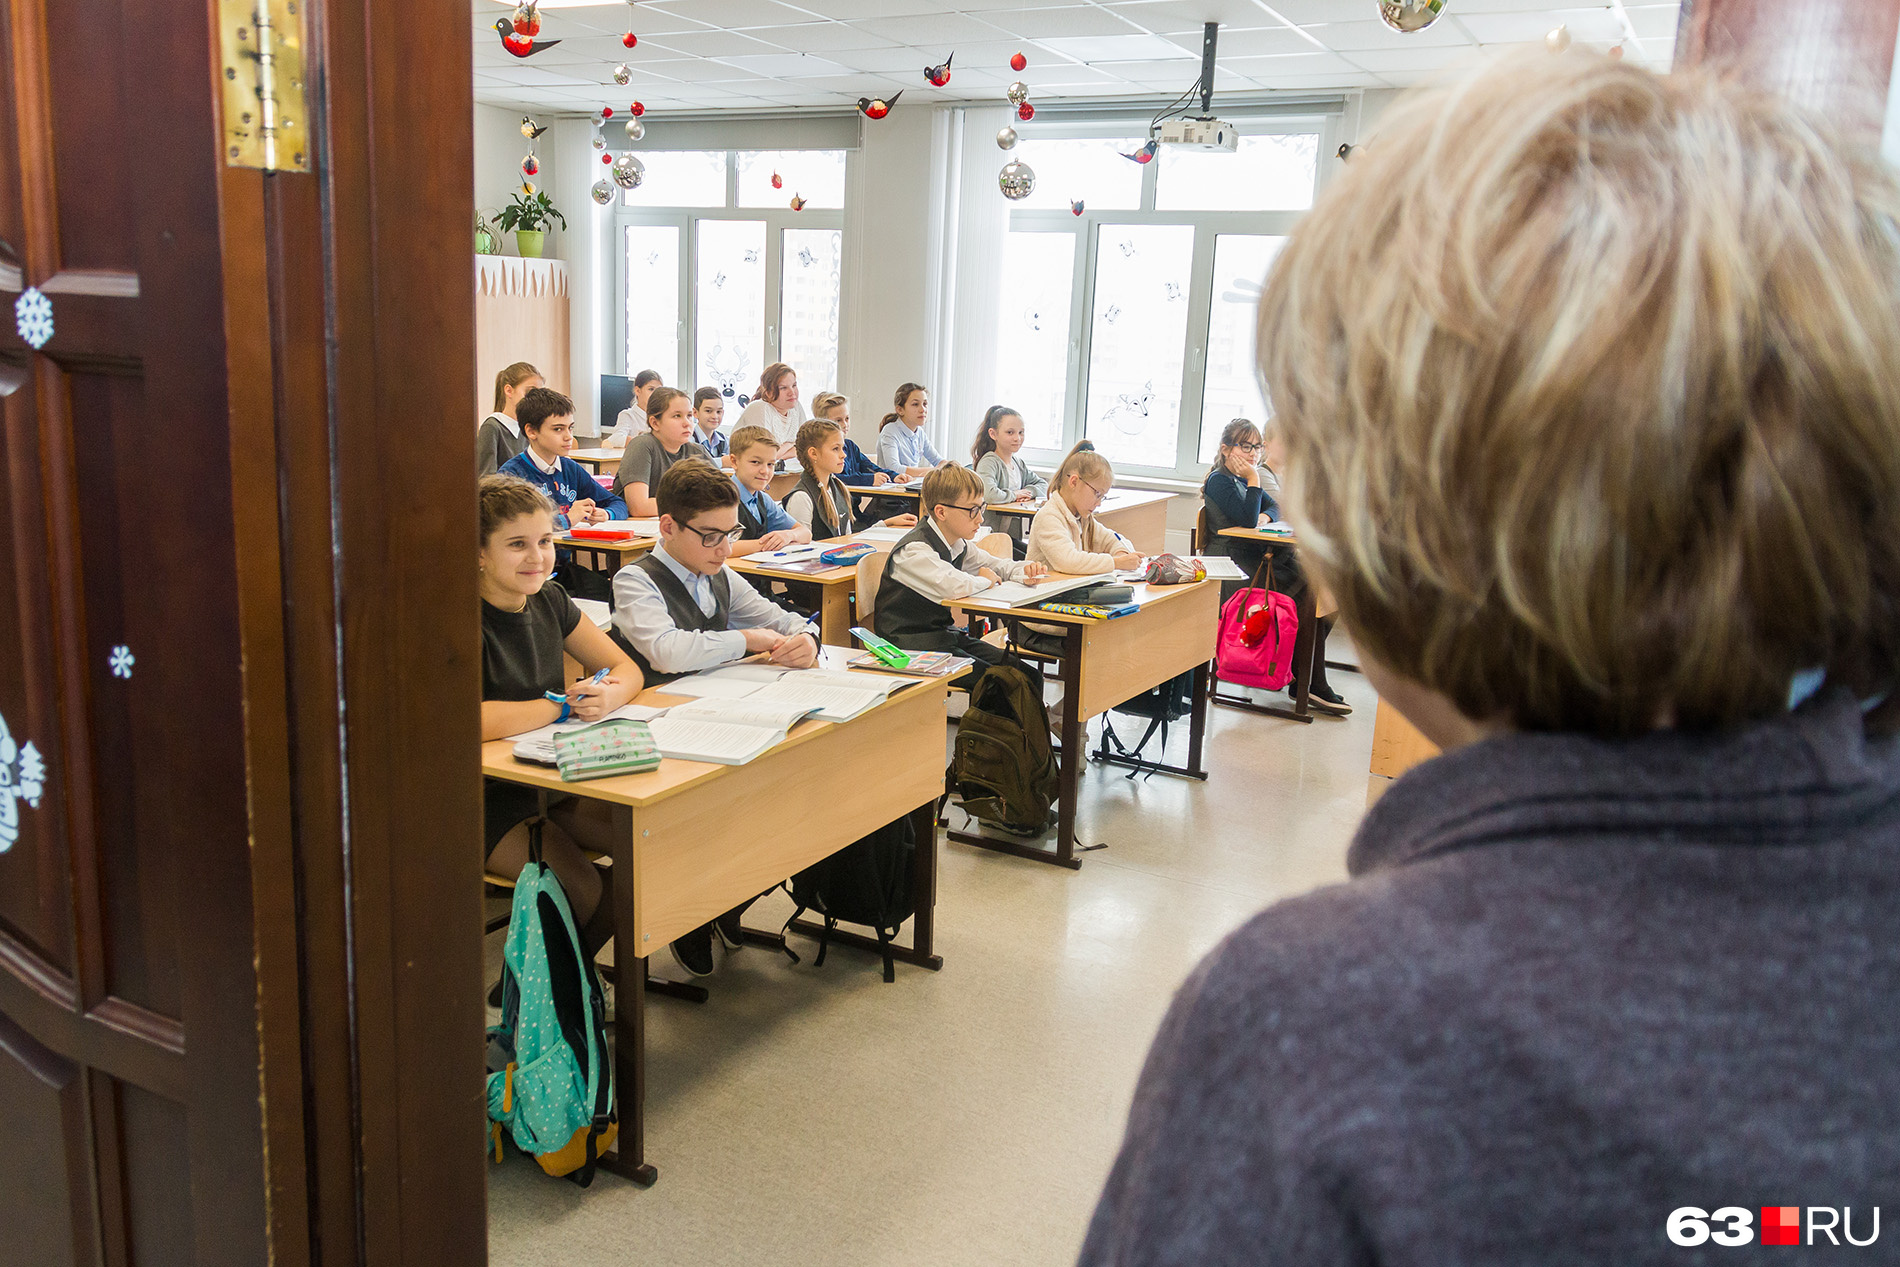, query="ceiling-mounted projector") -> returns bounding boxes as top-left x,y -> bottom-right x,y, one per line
1159,117 -> 1238,151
